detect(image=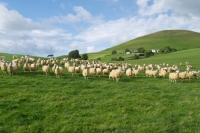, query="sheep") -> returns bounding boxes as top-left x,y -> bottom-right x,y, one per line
193,70 -> 200,78
23,62 -> 31,72
132,68 -> 140,77
178,71 -> 187,82
149,69 -> 159,78
102,66 -> 110,76
64,61 -> 70,70
7,63 -> 14,76
169,71 -> 179,83
12,61 -> 20,74
52,64 -> 57,72
30,62 -> 38,72
26,57 -> 36,63
54,66 -> 63,78
96,67 -> 103,77
109,69 -> 124,82
185,71 -> 194,82
1,61 -> 7,73
68,65 -> 76,76
42,64 -> 50,75
158,69 -> 168,78
75,66 -> 81,75
12,54 -> 18,59
145,69 -> 151,77
125,68 -> 133,78
82,68 -> 89,79
89,67 -> 96,76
